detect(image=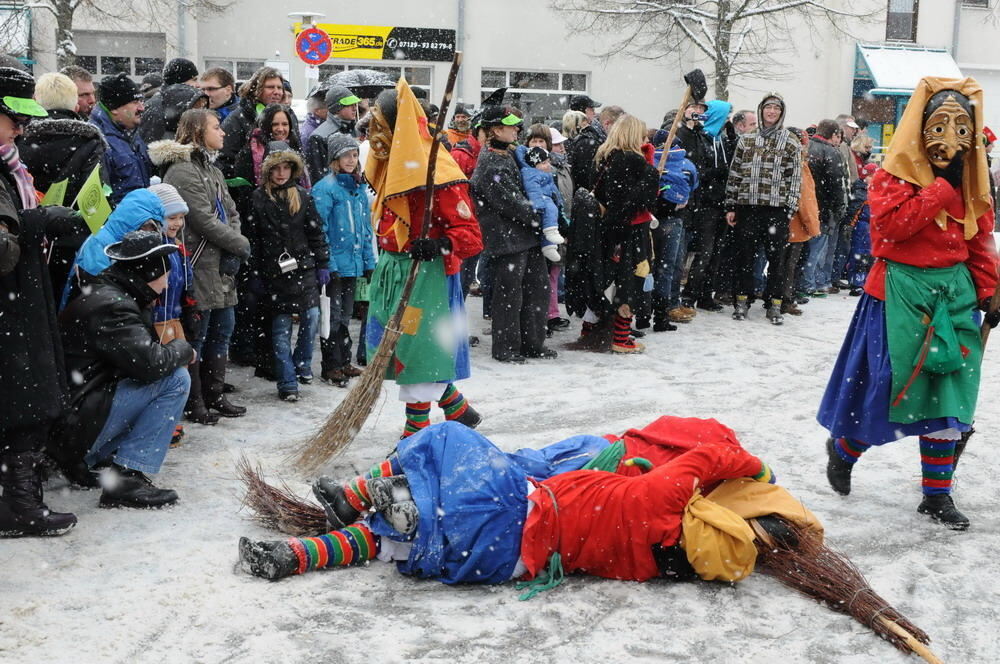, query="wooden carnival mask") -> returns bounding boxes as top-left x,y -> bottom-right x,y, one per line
922,92 -> 974,169
368,106 -> 393,162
